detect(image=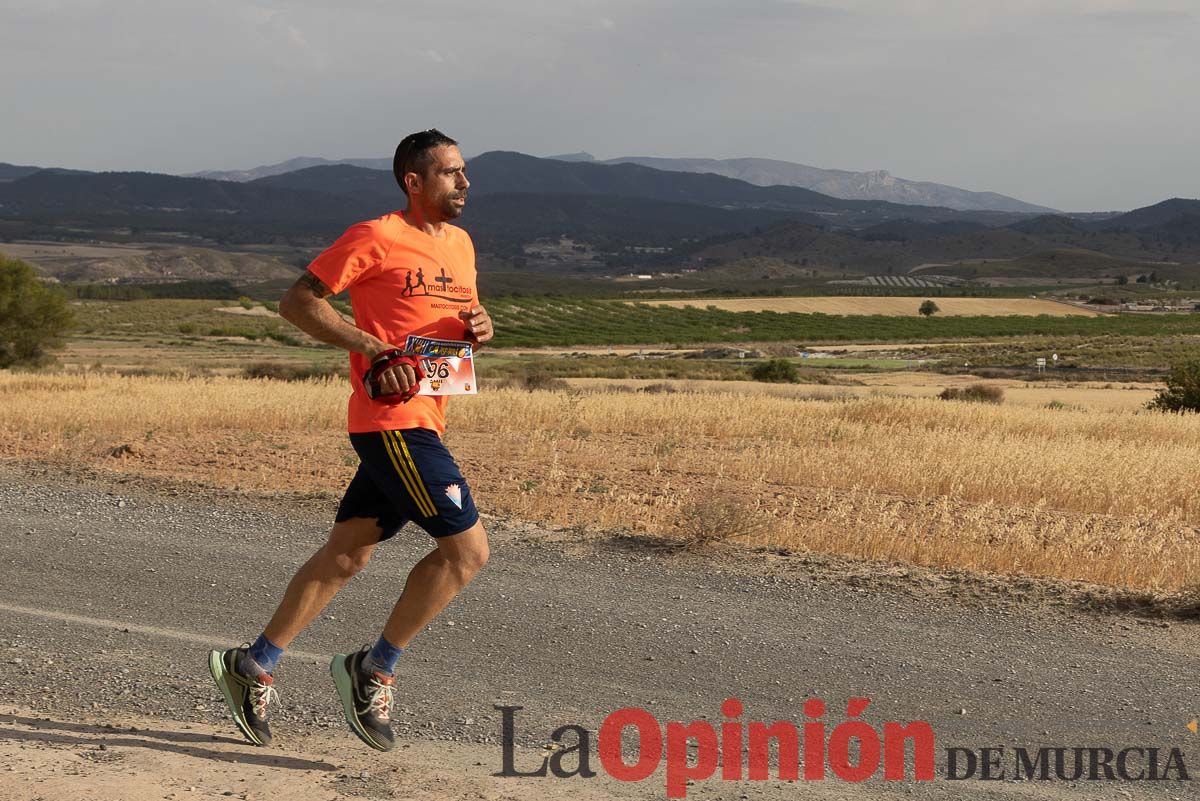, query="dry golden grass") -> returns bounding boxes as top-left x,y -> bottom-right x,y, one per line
2,371 -> 1196,591
648,297 -> 1100,317
564,375 -> 1158,412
